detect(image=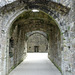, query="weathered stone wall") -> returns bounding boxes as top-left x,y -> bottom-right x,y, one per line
27,33 -> 48,52
48,26 -> 61,69
0,0 -> 16,7
70,0 -> 75,75
8,24 -> 27,72
0,0 -> 75,75
52,0 -> 72,8
54,0 -> 75,75
0,15 -> 2,75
